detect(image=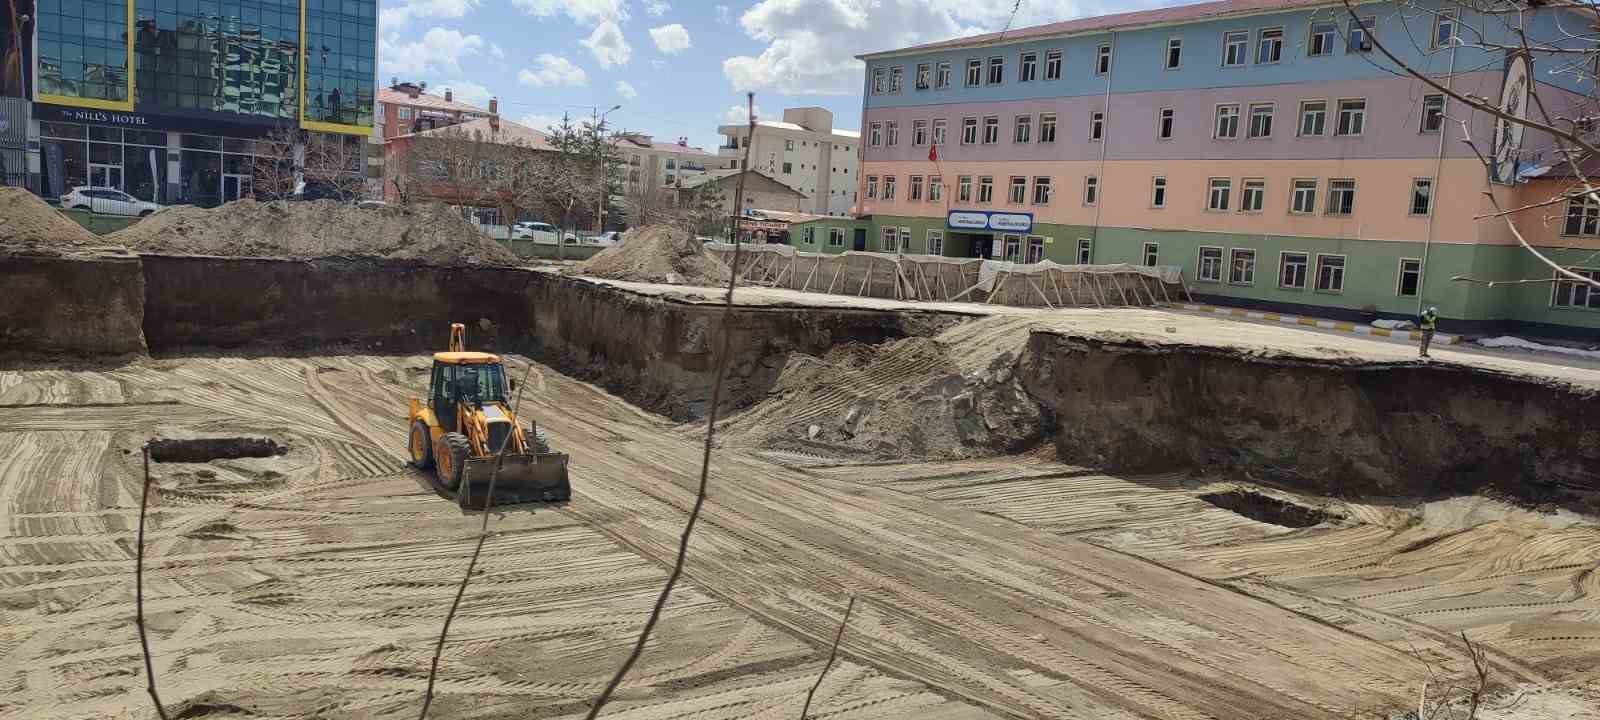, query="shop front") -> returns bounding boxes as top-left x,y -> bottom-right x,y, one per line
946,210 -> 1036,261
